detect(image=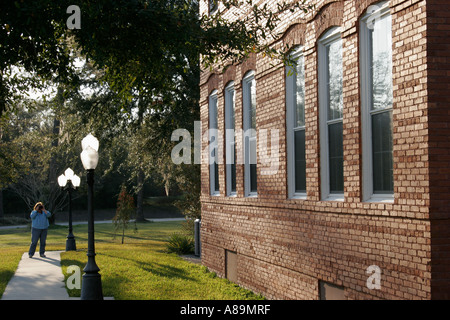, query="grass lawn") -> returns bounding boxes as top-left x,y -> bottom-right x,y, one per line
0,221 -> 264,300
